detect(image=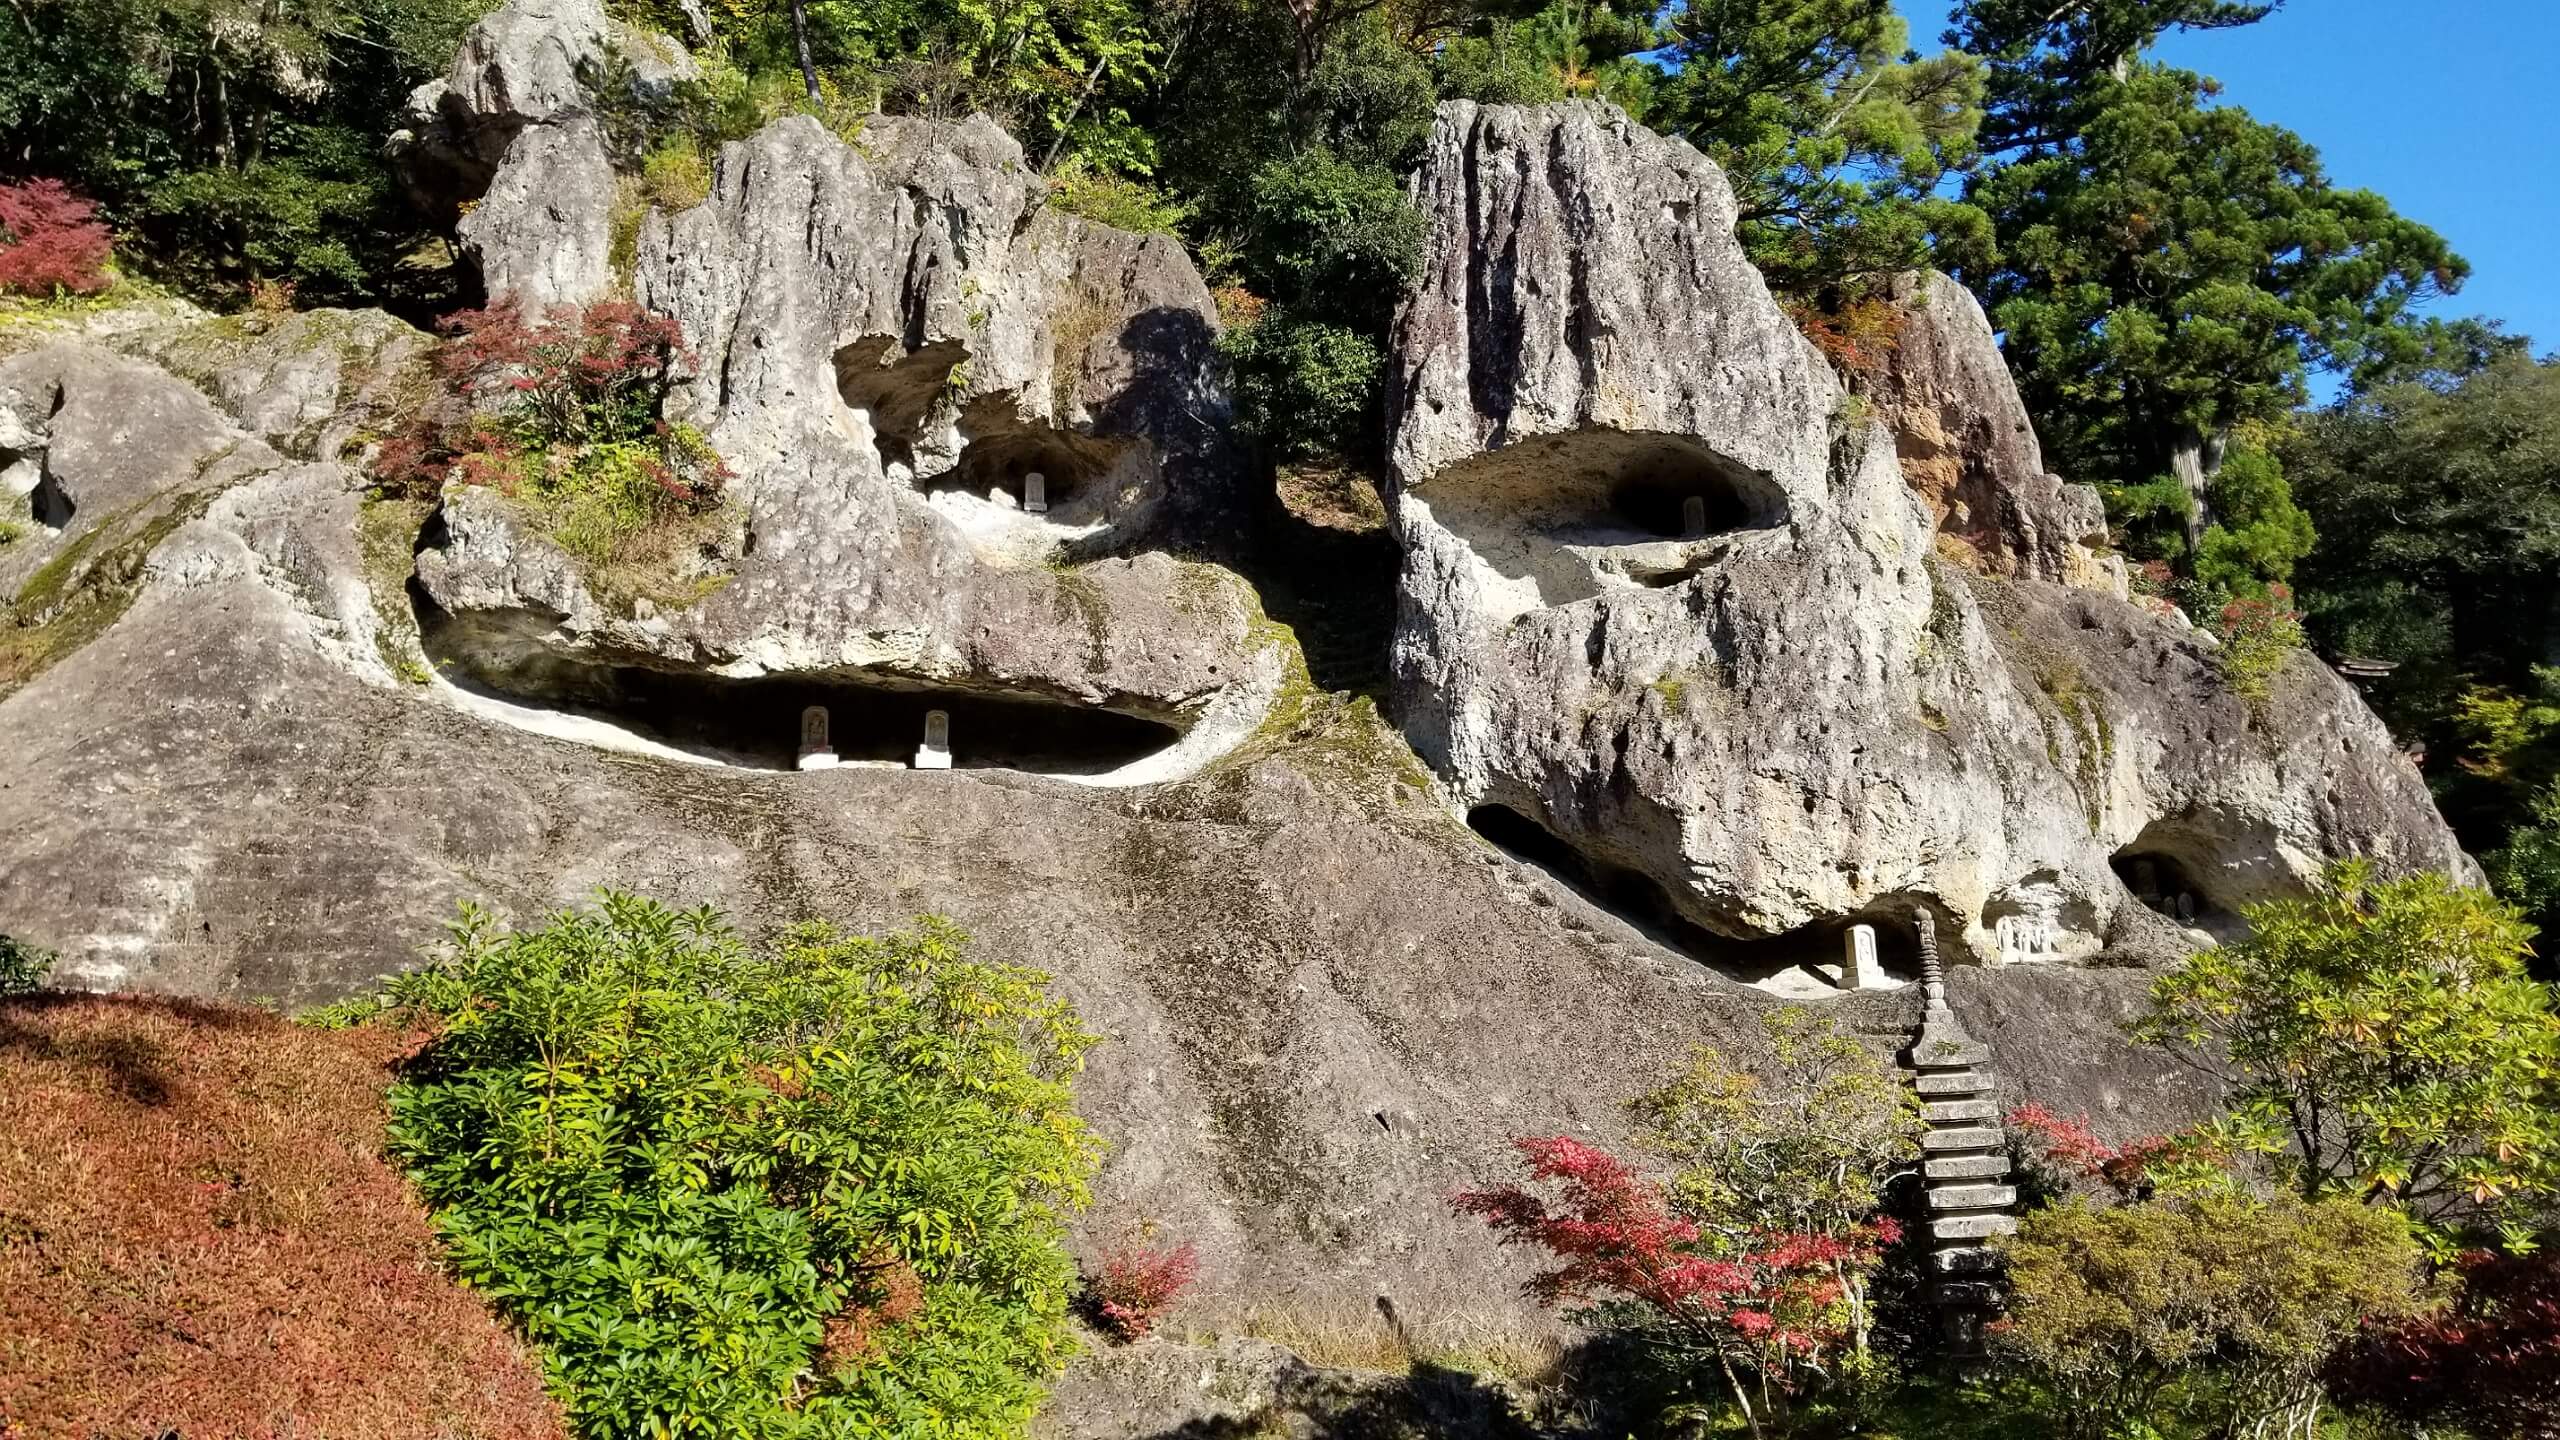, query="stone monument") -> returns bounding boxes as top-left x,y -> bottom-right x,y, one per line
915,709 -> 953,770
796,705 -> 838,771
